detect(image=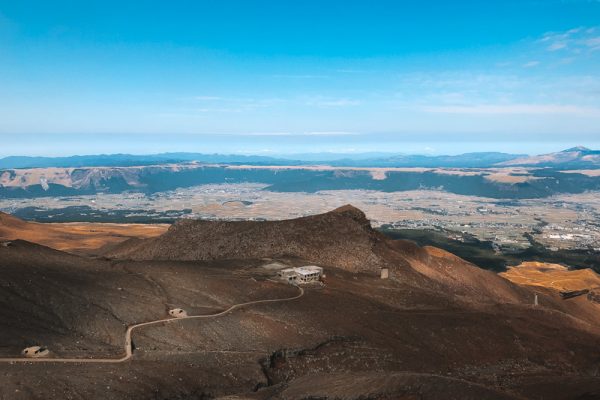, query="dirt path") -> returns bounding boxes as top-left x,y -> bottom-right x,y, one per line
0,286 -> 304,363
